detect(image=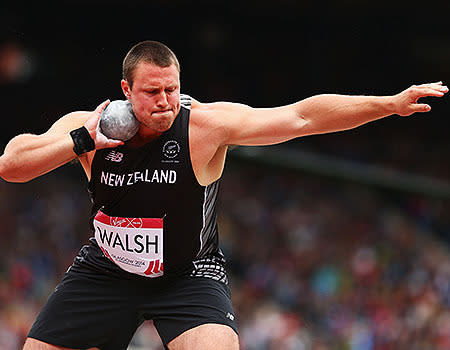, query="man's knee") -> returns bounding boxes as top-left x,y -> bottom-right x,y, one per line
23,337 -> 100,350
167,323 -> 239,350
